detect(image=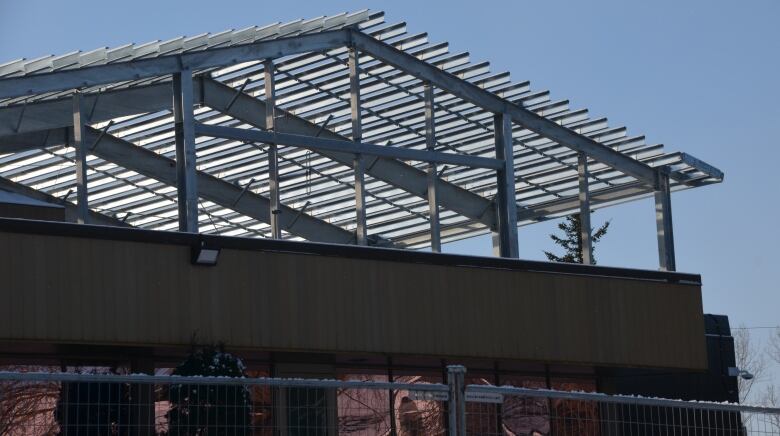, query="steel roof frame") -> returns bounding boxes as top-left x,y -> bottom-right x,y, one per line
0,11 -> 722,269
